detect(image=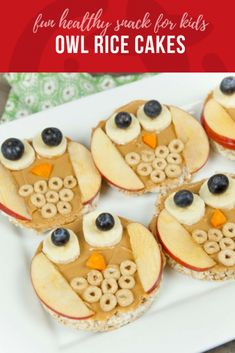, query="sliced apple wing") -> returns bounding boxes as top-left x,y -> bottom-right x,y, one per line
31,253 -> 94,320
0,162 -> 31,221
157,209 -> 216,271
127,222 -> 163,293
68,141 -> 101,204
202,98 -> 235,149
91,128 -> 144,192
170,106 -> 209,173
